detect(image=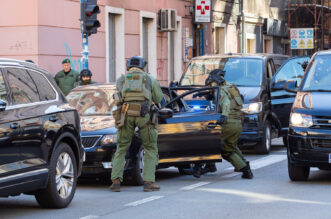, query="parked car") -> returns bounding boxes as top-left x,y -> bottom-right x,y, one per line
0,59 -> 84,208
286,50 -> 331,181
179,53 -> 292,154
67,84 -> 223,185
